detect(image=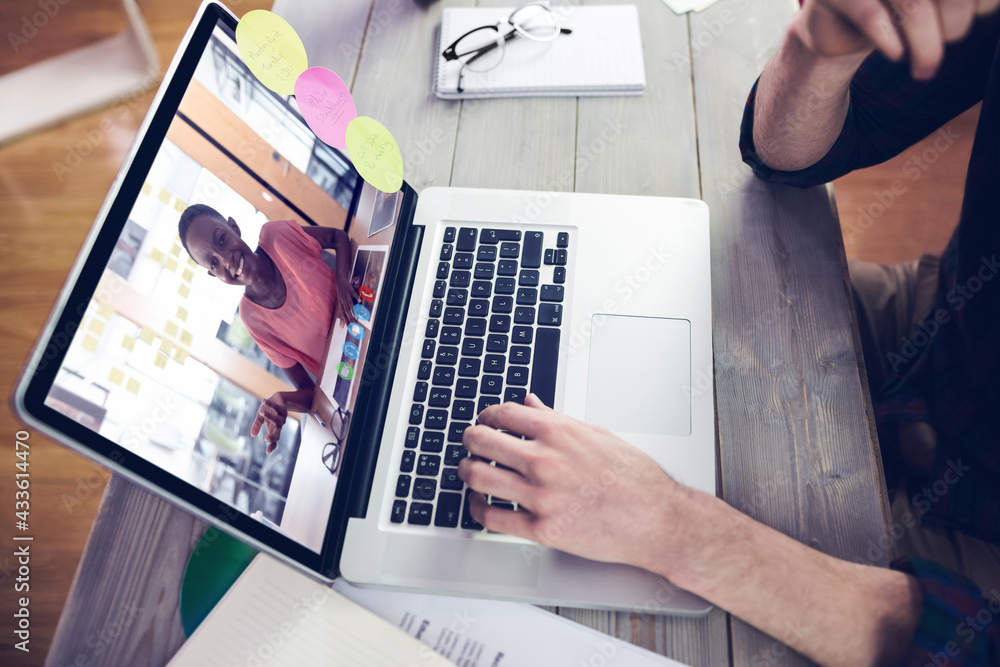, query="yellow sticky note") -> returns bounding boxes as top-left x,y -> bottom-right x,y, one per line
125,378 -> 140,394
121,334 -> 136,352
187,257 -> 197,268
164,321 -> 179,338
97,303 -> 114,320
165,257 -> 179,272
179,329 -> 193,346
173,198 -> 187,214
82,335 -> 99,353
108,368 -> 125,386
154,352 -> 169,369
150,248 -> 165,264
178,284 -> 190,299
174,348 -> 189,364
181,268 -> 194,283
170,244 -> 181,257
139,326 -> 156,344
140,182 -> 152,196
158,188 -> 171,204
236,10 -> 309,95
176,306 -> 188,322
345,116 -> 403,194
87,319 -> 105,336
159,340 -> 173,356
